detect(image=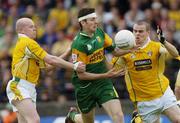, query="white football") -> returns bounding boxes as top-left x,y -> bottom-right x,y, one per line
114,30 -> 136,50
